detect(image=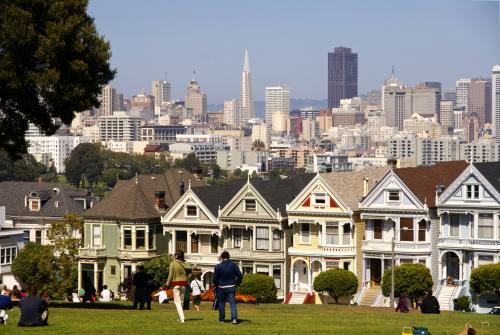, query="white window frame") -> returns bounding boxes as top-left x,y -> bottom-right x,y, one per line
123,227 -> 133,249
324,222 -> 340,245
185,204 -> 198,218
312,193 -> 327,206
92,224 -> 102,248
244,199 -> 257,212
29,199 -> 41,211
449,214 -> 460,237
465,184 -> 480,200
478,213 -> 494,239
233,228 -> 242,248
136,228 -> 146,249
272,229 -> 281,251
272,264 -> 282,289
300,223 -> 311,244
256,227 -> 269,250
386,190 -> 400,202
0,246 -> 17,265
